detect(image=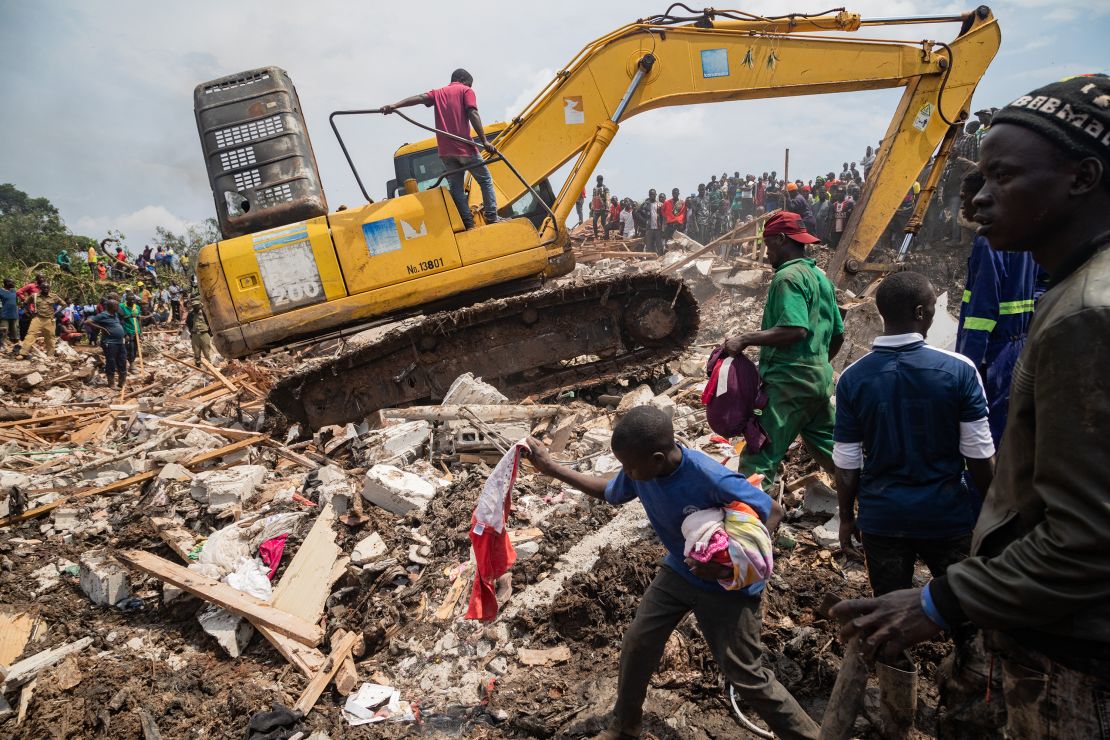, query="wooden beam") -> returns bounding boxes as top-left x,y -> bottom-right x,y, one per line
149,517 -> 199,562
117,550 -> 322,646
292,630 -> 358,715
0,436 -> 258,526
156,418 -> 265,442
661,209 -> 778,274
381,404 -> 560,422
0,637 -> 93,694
